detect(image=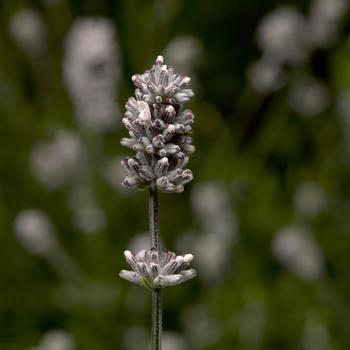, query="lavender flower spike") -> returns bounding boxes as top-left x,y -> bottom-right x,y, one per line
121,56 -> 195,193
119,248 -> 196,290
